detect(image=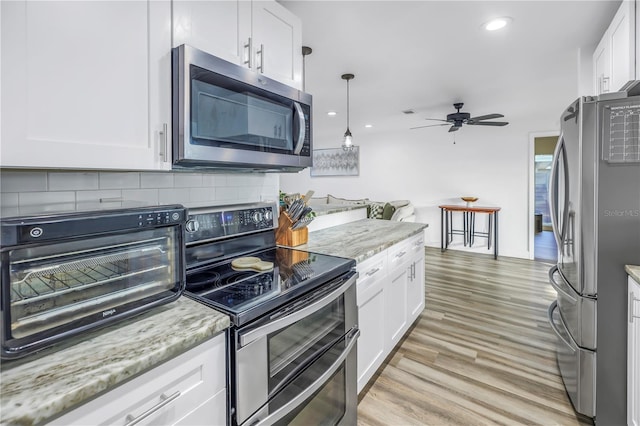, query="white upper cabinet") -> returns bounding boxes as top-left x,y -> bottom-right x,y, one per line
172,0 -> 303,90
251,1 -> 303,90
593,0 -> 636,95
0,1 -> 173,170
